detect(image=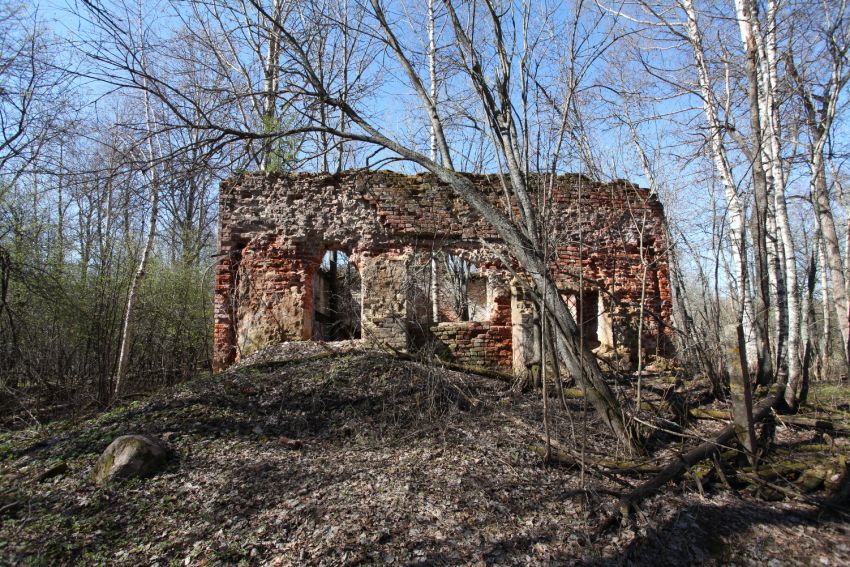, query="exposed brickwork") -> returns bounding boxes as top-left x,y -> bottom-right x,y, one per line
428,275 -> 514,368
430,322 -> 513,368
214,171 -> 673,373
